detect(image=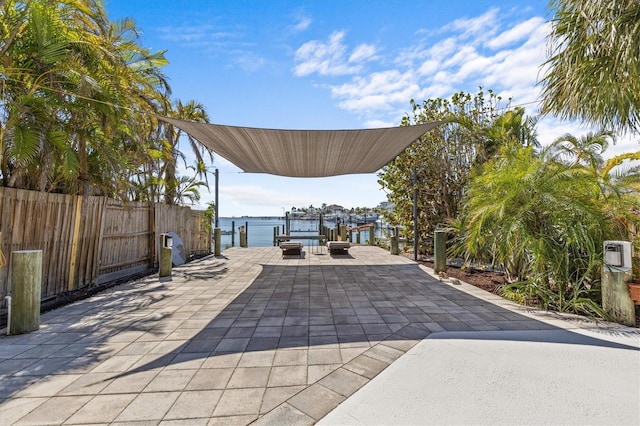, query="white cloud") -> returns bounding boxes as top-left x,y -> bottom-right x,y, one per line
444,7 -> 501,42
486,17 -> 546,50
291,15 -> 312,32
331,70 -> 419,112
349,44 -> 378,63
293,31 -> 376,76
229,51 -> 267,73
289,7 -> 556,126
156,24 -> 235,44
